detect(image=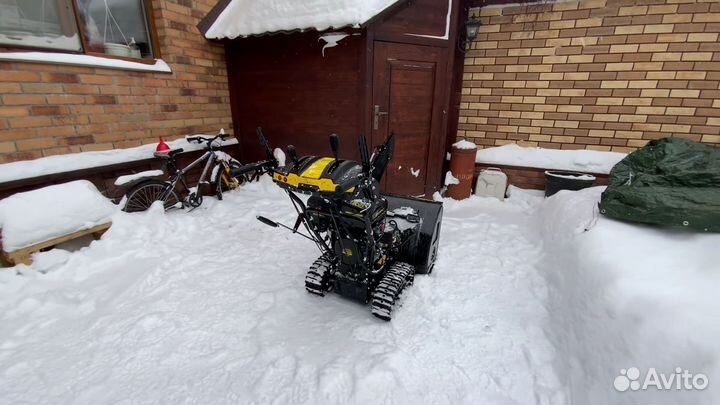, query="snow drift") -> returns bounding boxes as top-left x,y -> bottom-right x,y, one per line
538,187 -> 720,405
0,176 -> 717,405
0,181 -> 117,251
0,178 -> 564,405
